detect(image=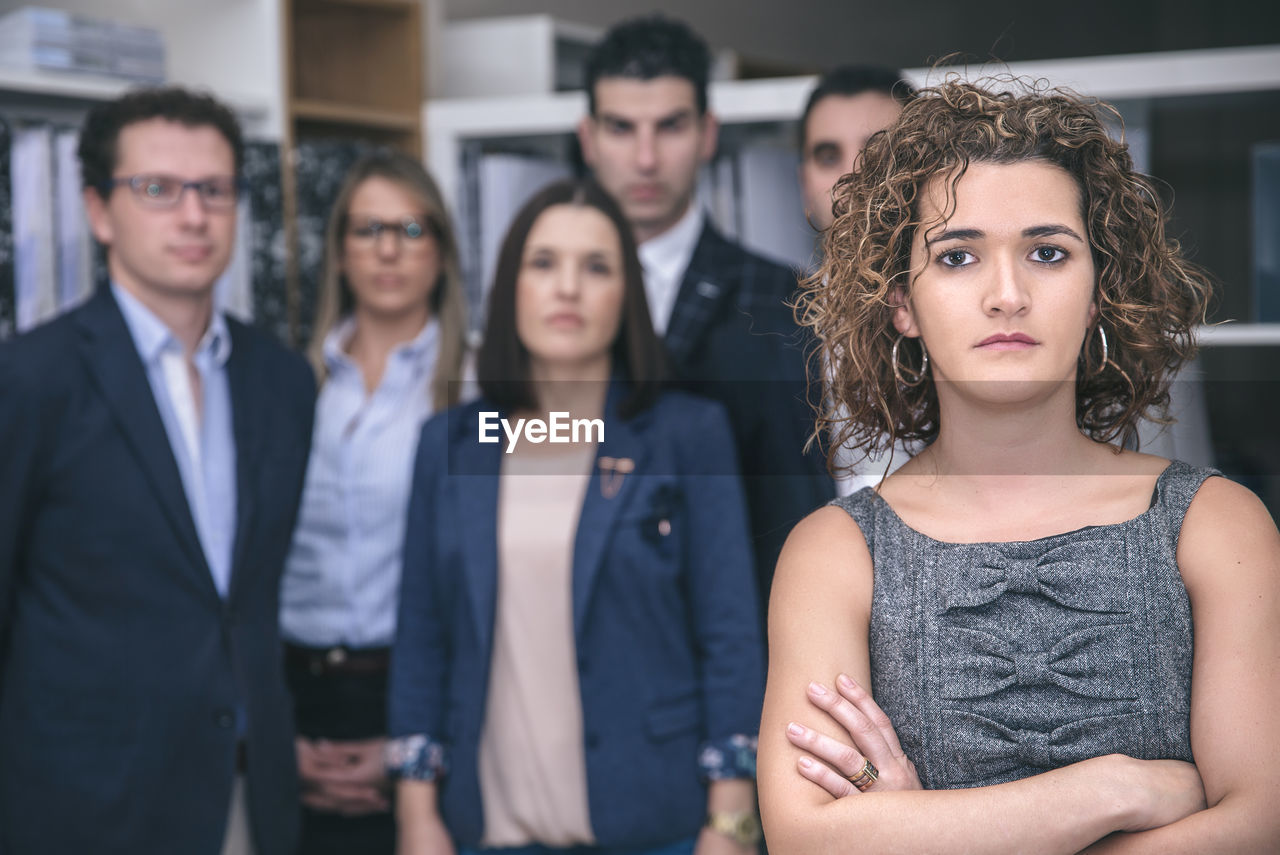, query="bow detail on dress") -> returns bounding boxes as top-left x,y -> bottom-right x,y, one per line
942,709 -> 1141,783
941,624 -> 1139,700
941,541 -> 1126,613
